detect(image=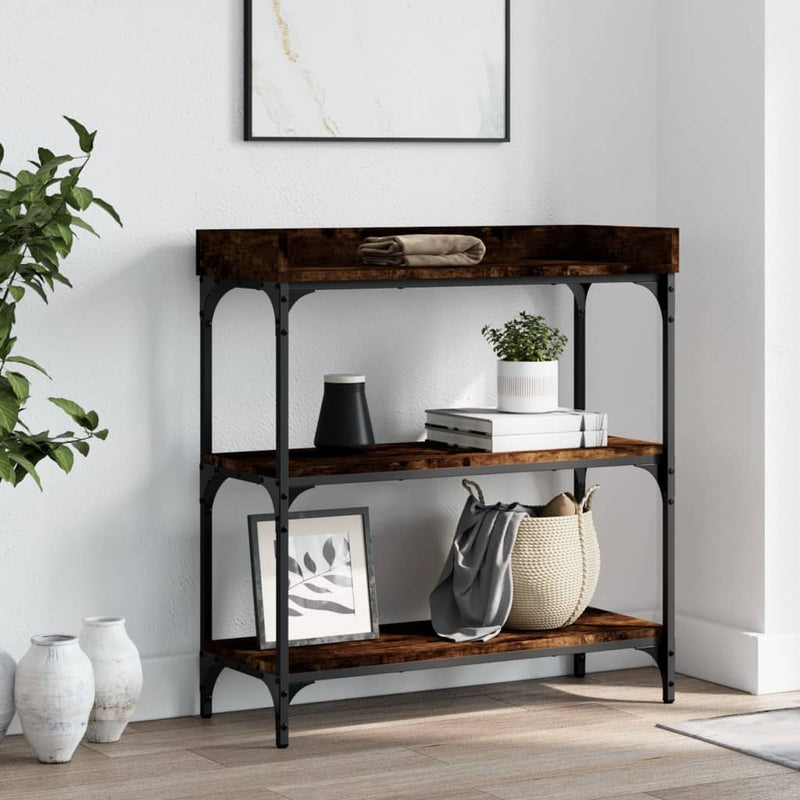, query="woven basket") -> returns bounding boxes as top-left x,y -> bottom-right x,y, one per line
505,485 -> 600,630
